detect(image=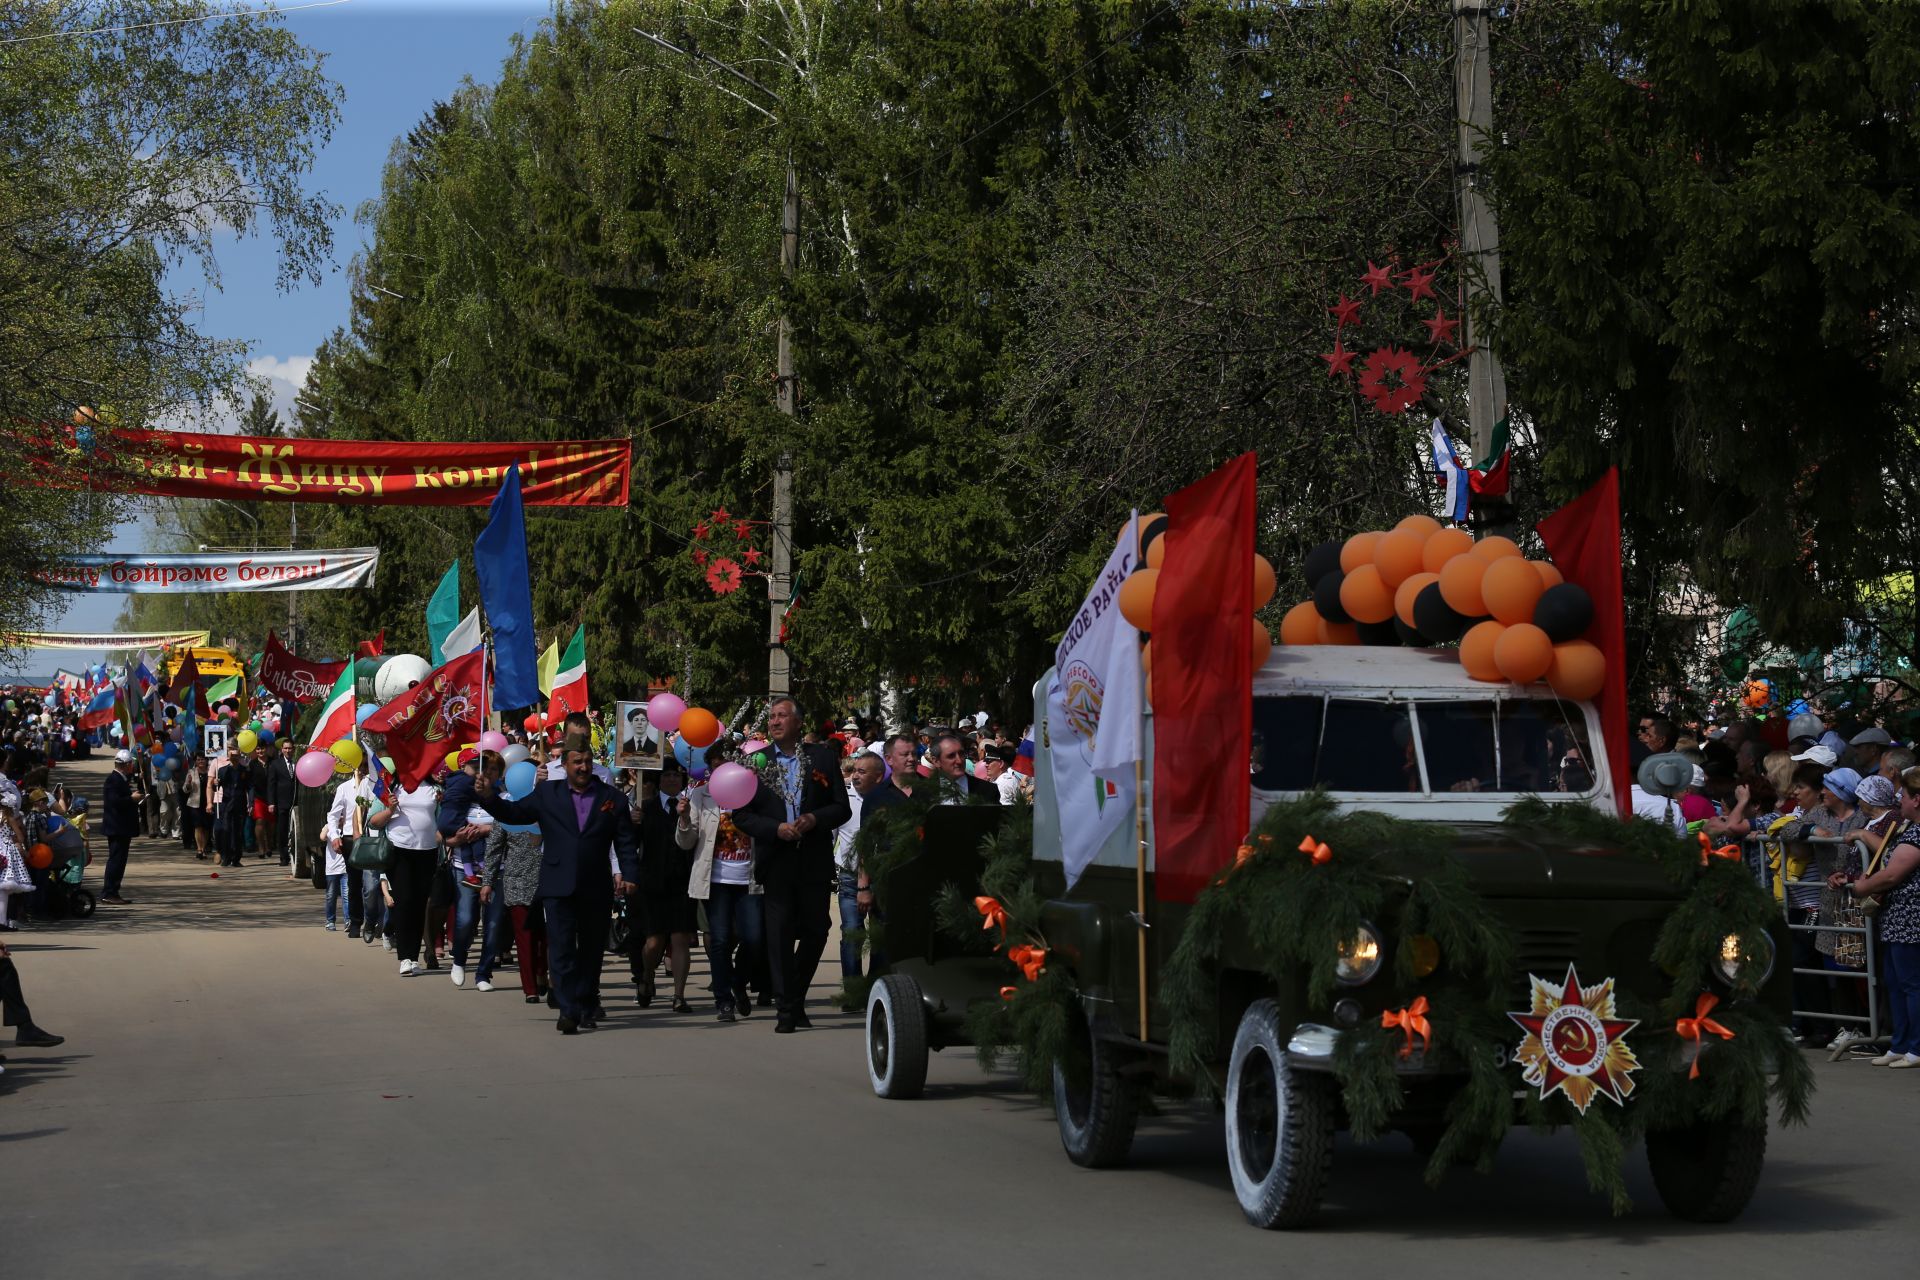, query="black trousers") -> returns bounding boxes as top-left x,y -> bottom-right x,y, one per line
543,891 -> 612,1020
102,836 -> 131,898
274,806 -> 294,865
386,846 -> 439,964
220,807 -> 249,866
1,956 -> 40,1032
760,878 -> 831,1014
